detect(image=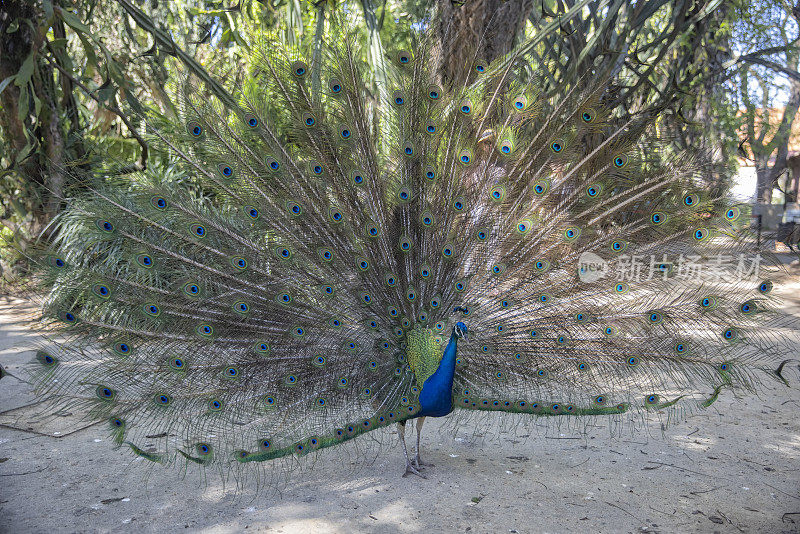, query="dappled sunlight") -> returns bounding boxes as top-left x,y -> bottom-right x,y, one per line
0,300 -> 40,353
762,433 -> 800,459
670,433 -> 716,452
